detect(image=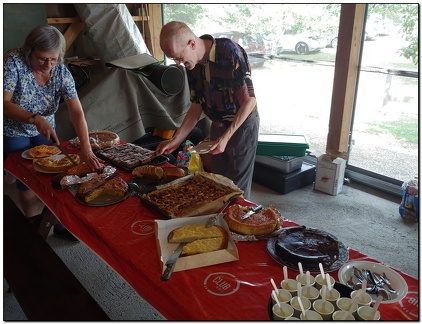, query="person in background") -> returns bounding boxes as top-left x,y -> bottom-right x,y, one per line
3,25 -> 103,241
156,21 -> 260,200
